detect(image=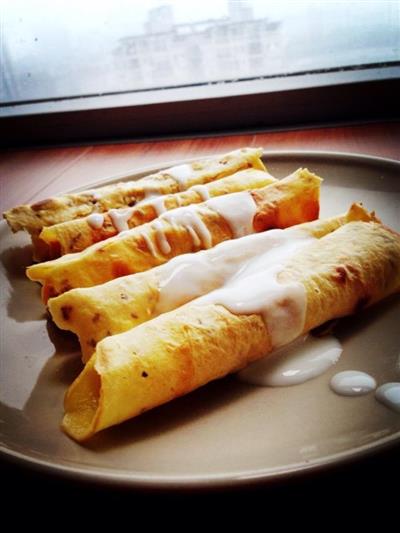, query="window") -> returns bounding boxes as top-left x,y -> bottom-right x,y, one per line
1,1 -> 399,145
2,0 -> 399,104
